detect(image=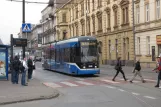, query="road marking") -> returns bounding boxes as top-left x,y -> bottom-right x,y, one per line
104,85 -> 116,89
132,92 -> 140,96
144,79 -> 156,82
118,89 -> 125,92
43,83 -> 62,88
144,96 -> 156,99
159,86 -> 161,89
76,81 -> 94,85
101,79 -> 120,84
61,82 -> 78,87
119,79 -> 140,83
